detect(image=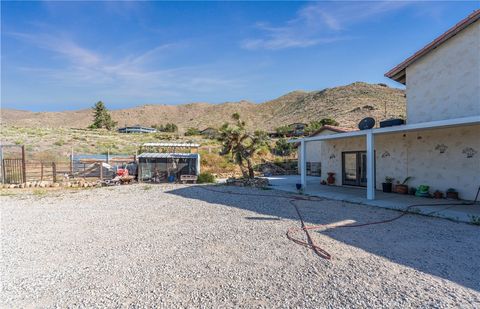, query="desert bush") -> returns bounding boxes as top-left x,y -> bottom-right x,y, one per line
54,139 -> 65,146
185,128 -> 201,136
197,172 -> 215,183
